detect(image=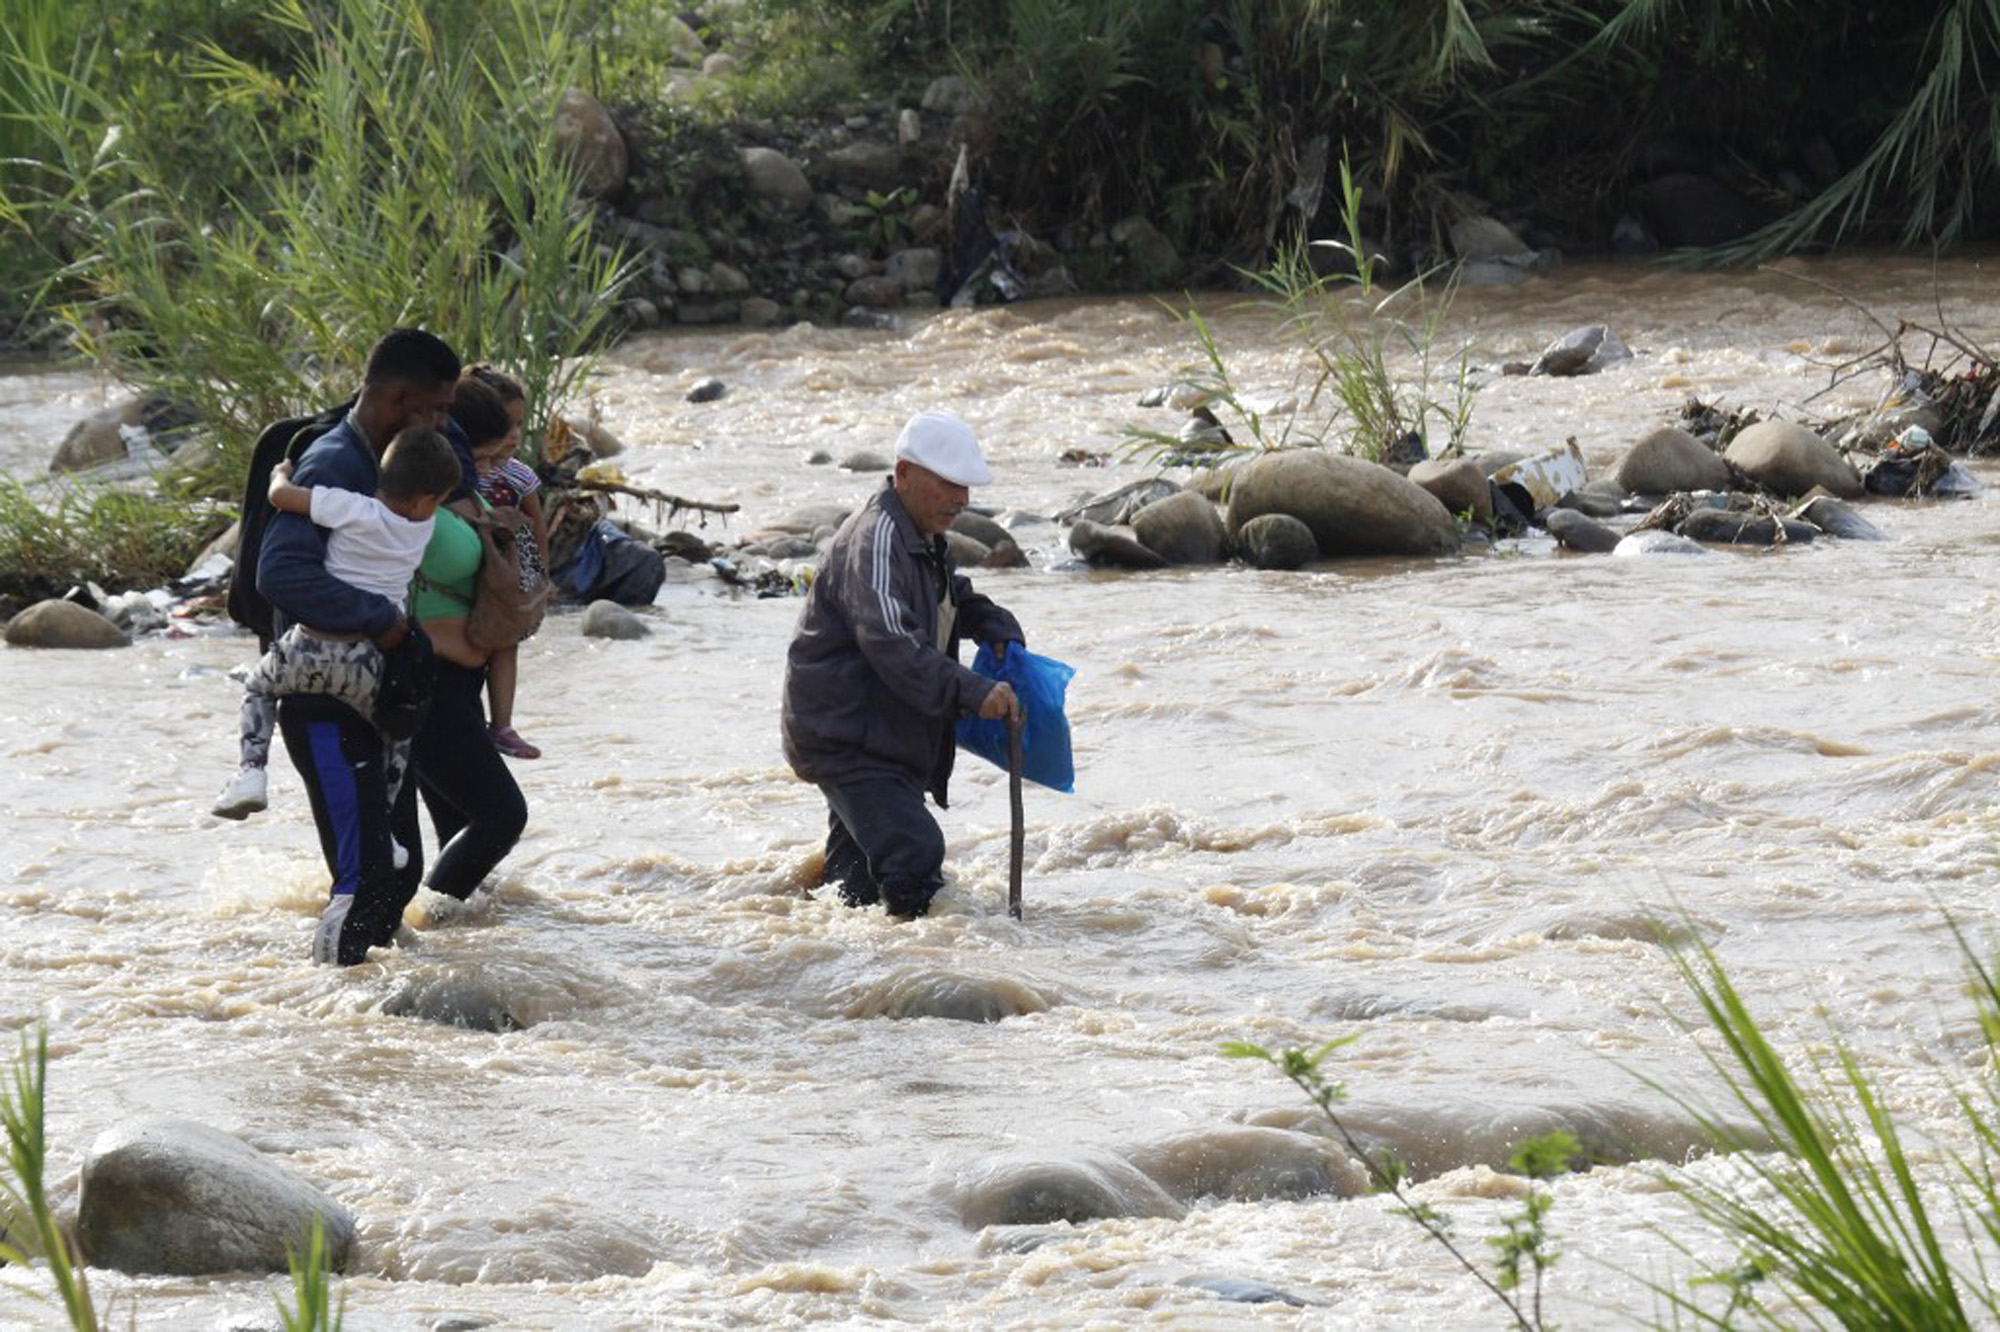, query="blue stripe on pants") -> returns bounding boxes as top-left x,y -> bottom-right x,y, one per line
306,719 -> 362,898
